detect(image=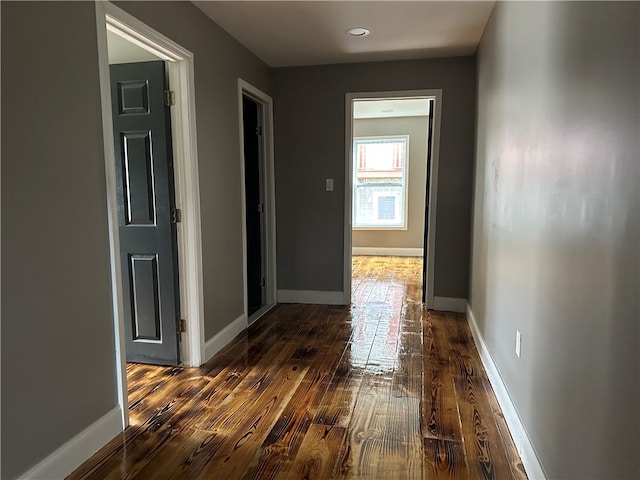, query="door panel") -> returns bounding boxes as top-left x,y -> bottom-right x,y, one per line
122,131 -> 155,225
129,254 -> 161,341
110,61 -> 180,365
243,96 -> 265,316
